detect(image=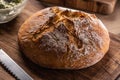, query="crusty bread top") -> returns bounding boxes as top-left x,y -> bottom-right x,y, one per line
18,7 -> 110,69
